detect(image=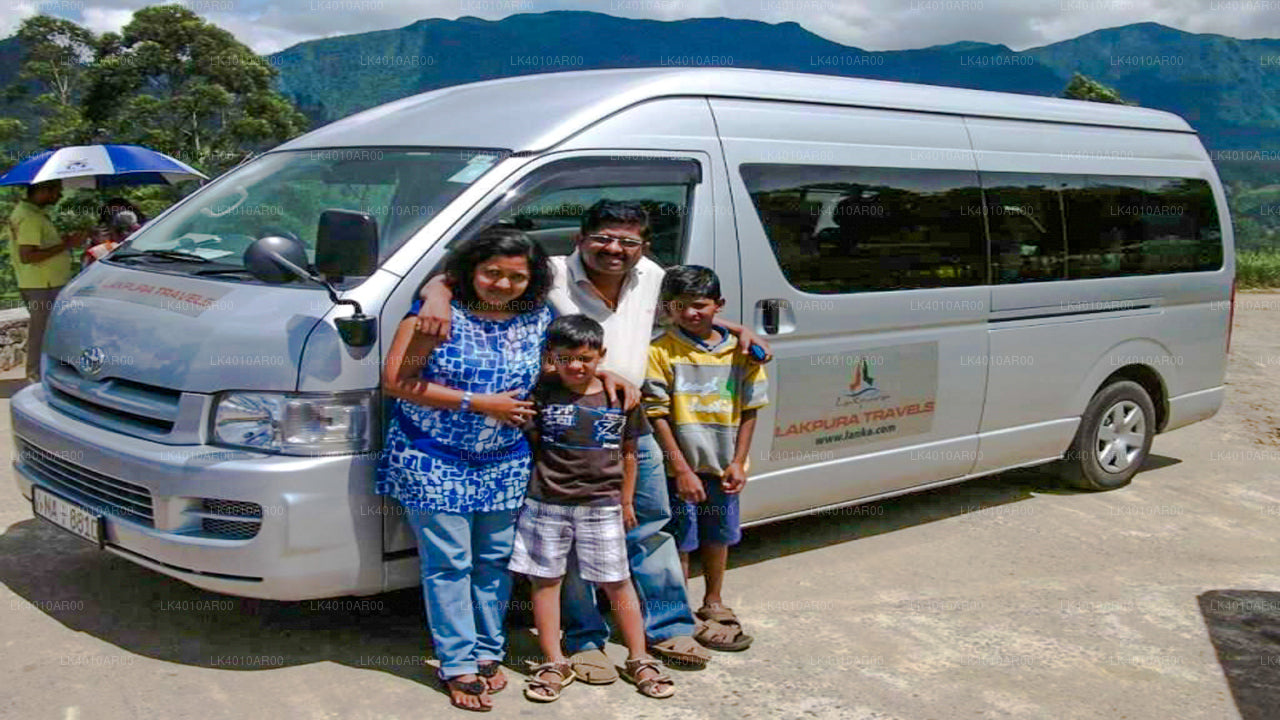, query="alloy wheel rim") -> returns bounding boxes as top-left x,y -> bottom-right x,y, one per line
1095,399 -> 1145,473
